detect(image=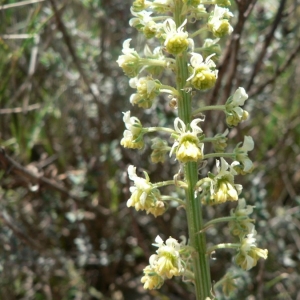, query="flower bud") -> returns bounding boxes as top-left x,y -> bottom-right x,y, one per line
129,76 -> 160,108
141,266 -> 164,289
170,118 -> 204,163
117,39 -> 142,77
201,158 -> 242,205
207,5 -> 233,38
163,19 -> 190,55
235,233 -> 268,270
151,138 -> 169,163
202,38 -> 221,61
187,53 -> 218,90
229,199 -> 255,238
149,236 -> 184,279
212,129 -> 228,153
132,0 -> 148,12
215,0 -> 231,7
234,136 -> 254,173
127,165 -> 166,217
221,274 -> 237,297
120,111 -> 144,149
